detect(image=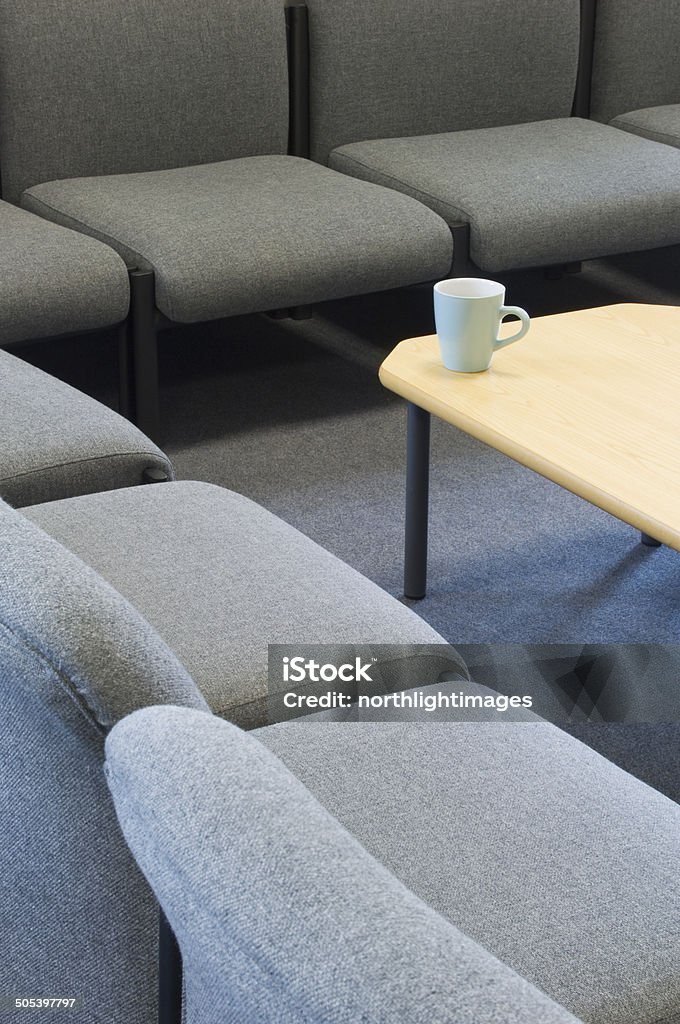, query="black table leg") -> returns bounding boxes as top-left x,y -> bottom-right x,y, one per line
640,532 -> 662,548
404,403 -> 431,599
